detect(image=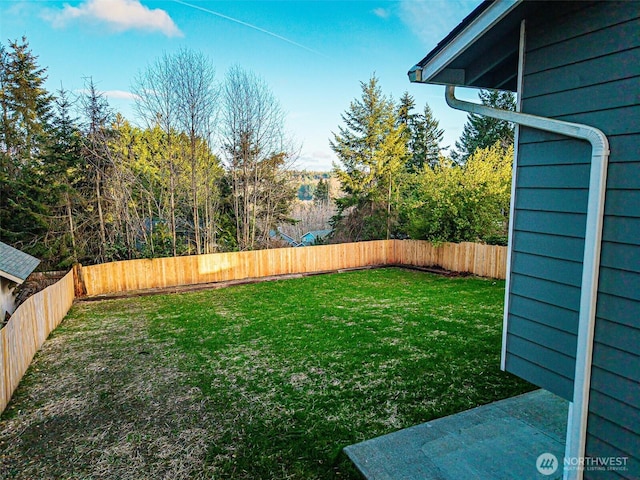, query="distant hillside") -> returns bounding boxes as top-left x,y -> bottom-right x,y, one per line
289,171 -> 331,182
289,171 -> 337,201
